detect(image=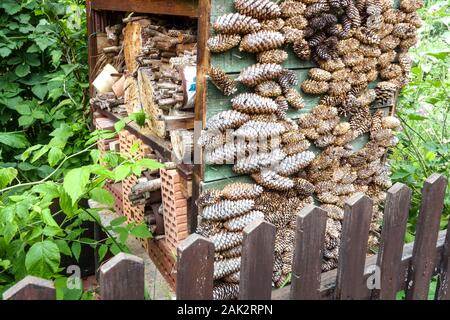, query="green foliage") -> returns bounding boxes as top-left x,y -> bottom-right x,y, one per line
0,1 -> 164,298
389,1 -> 450,241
